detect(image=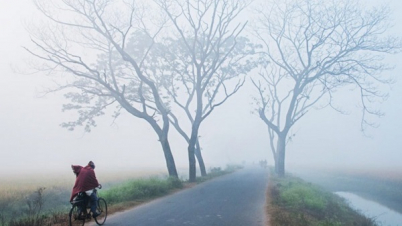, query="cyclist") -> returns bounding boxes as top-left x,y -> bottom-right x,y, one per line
70,161 -> 102,218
